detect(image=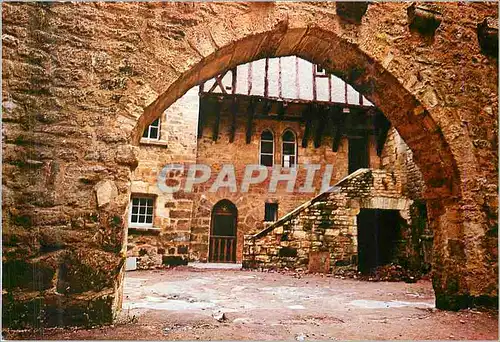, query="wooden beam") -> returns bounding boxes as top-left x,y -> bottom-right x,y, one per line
208,71 -> 229,94
263,99 -> 272,116
312,65 -> 317,101
331,107 -> 345,152
200,92 -> 374,111
212,100 -> 221,141
278,101 -> 286,120
254,115 -> 302,122
215,76 -> 227,94
197,98 -> 208,139
231,68 -> 237,95
332,127 -> 343,152
375,110 -> 391,156
246,99 -> 255,144
314,106 -> 327,148
301,105 -> 312,148
328,75 -> 332,102
344,82 -> 348,104
264,57 -> 269,98
229,97 -> 238,143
